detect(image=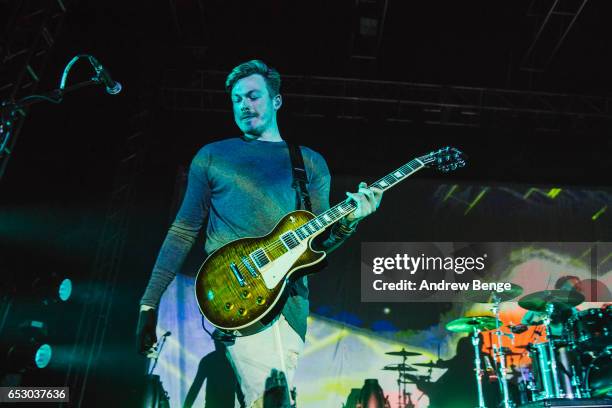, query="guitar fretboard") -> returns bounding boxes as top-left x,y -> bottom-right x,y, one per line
294,158 -> 425,240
